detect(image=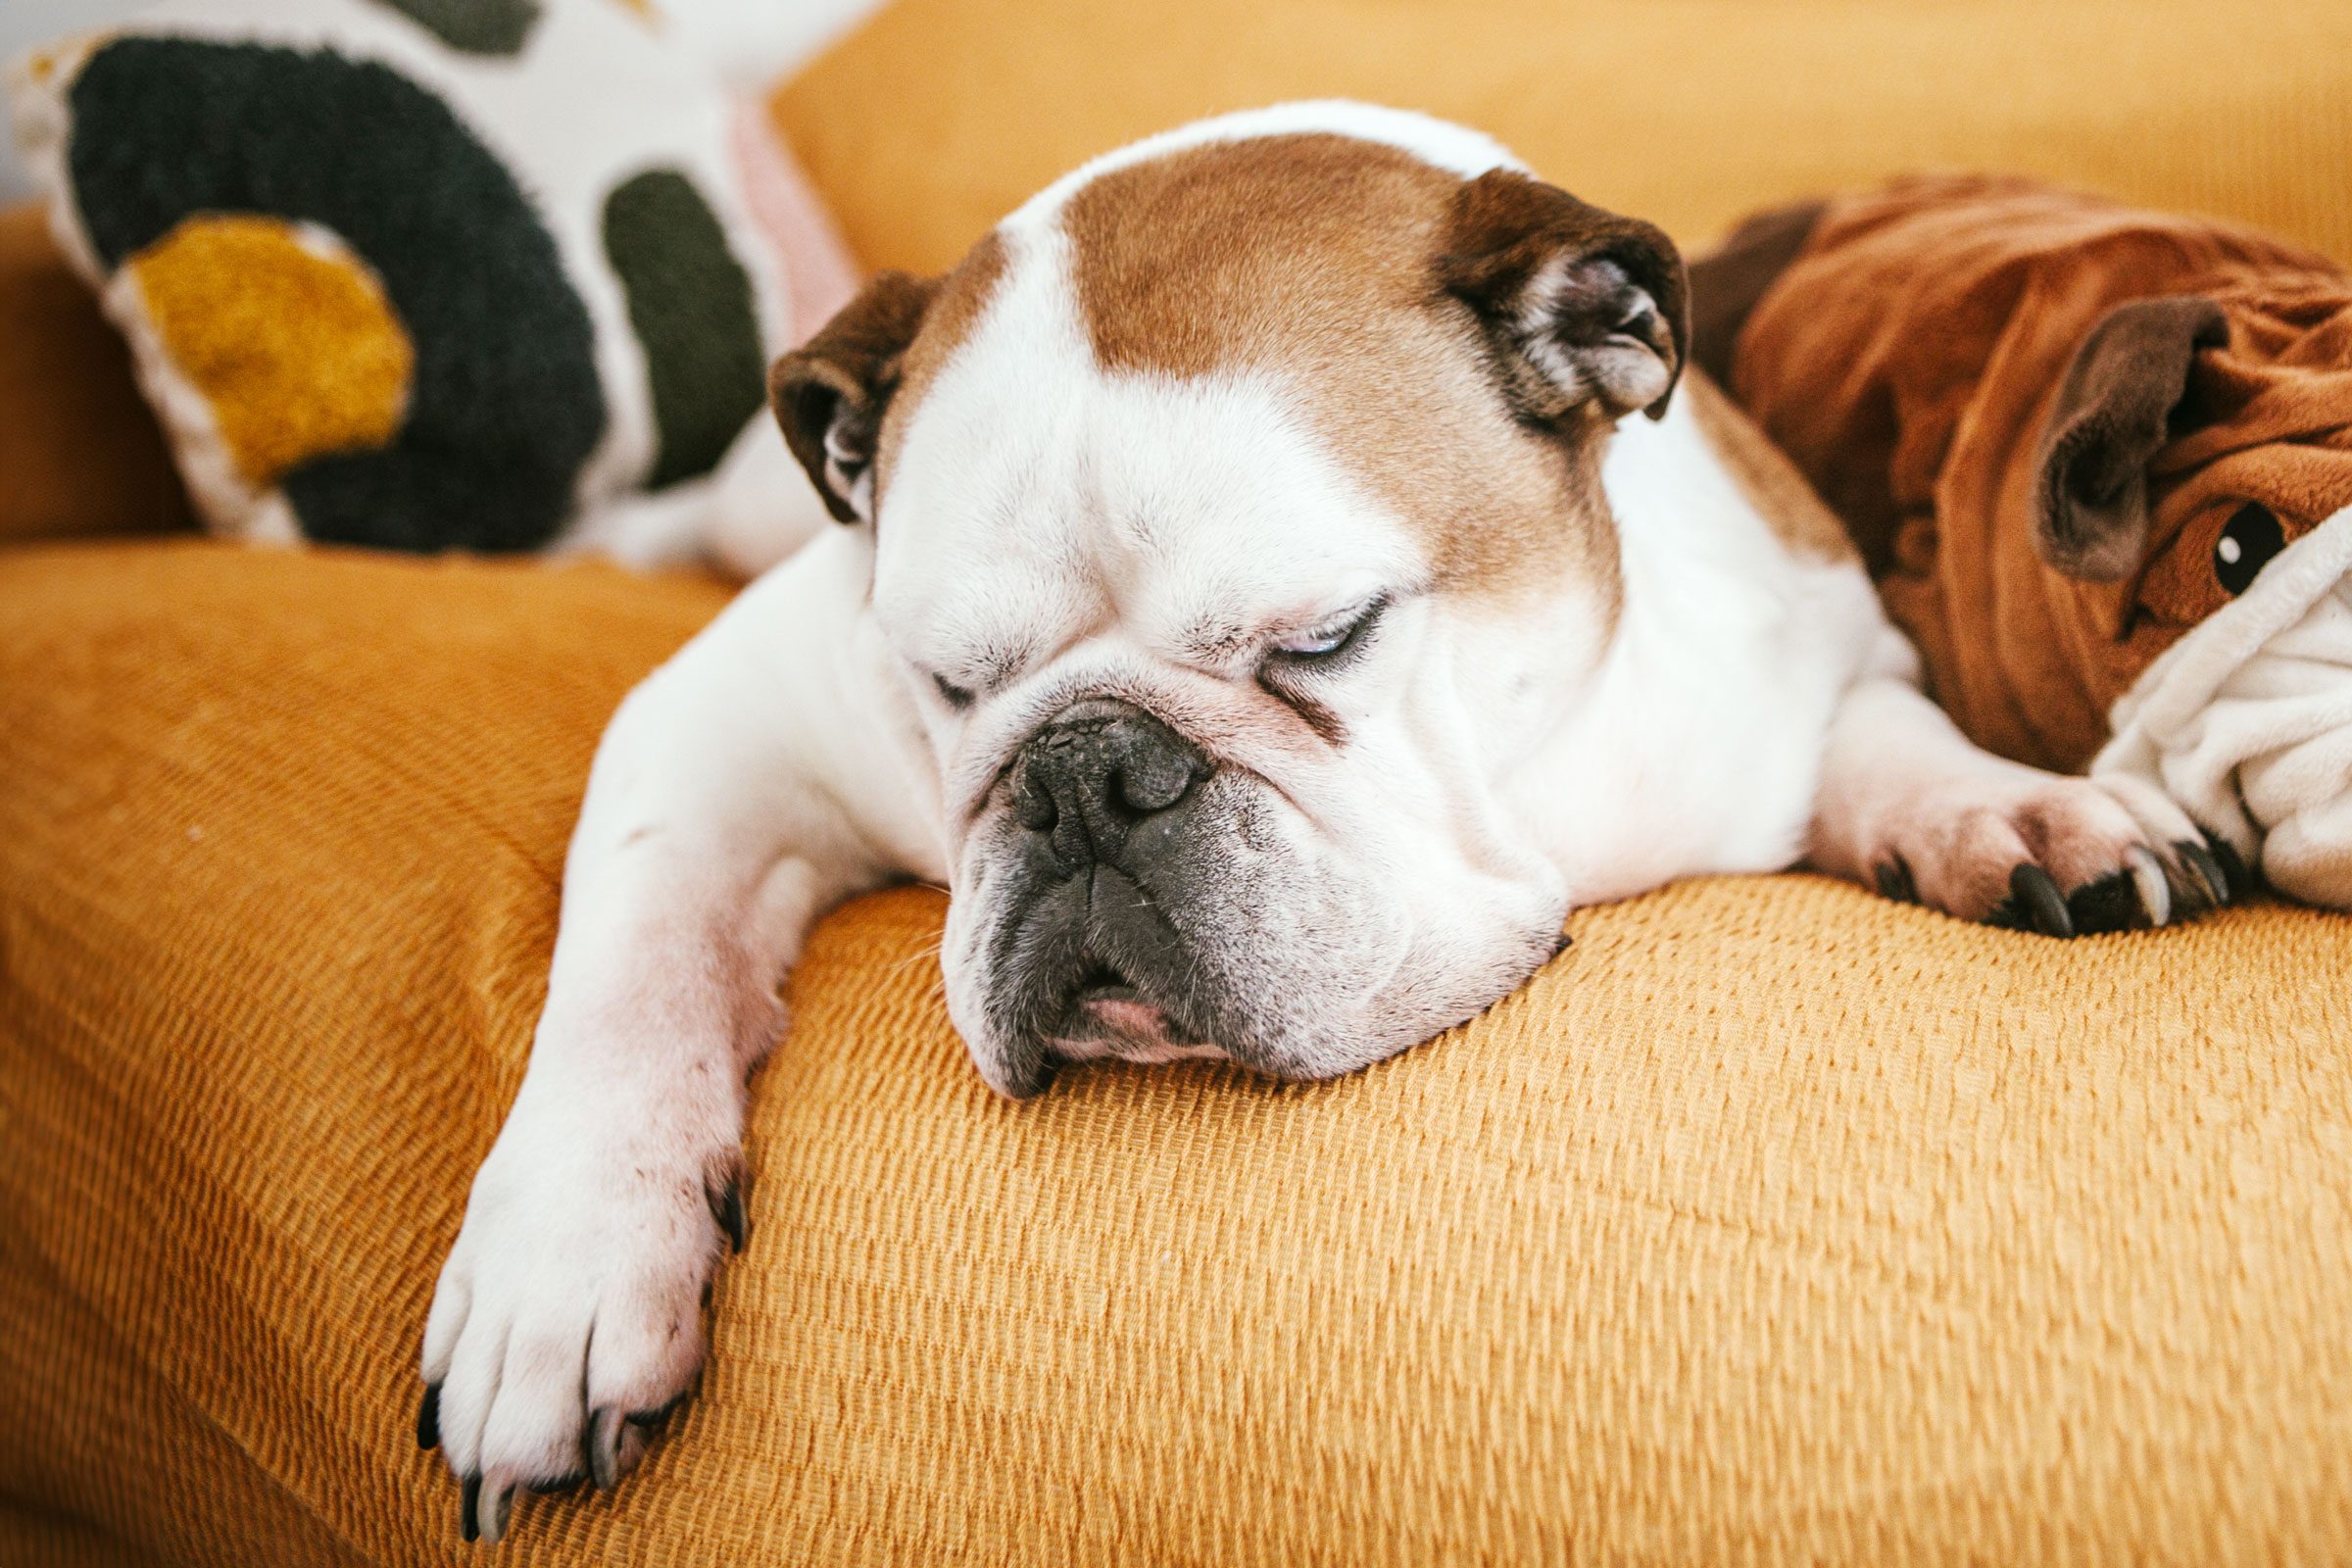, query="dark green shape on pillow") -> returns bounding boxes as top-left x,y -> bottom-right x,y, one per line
68,35 -> 604,553
603,170 -> 767,489
361,0 -> 540,56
